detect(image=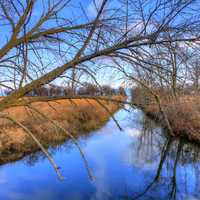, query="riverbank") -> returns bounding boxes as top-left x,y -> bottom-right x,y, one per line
0,95 -> 124,164
132,88 -> 200,143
